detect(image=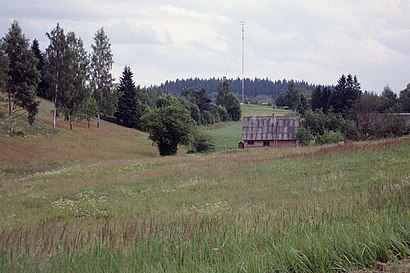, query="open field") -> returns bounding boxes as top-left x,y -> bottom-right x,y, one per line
1,99 -> 410,272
